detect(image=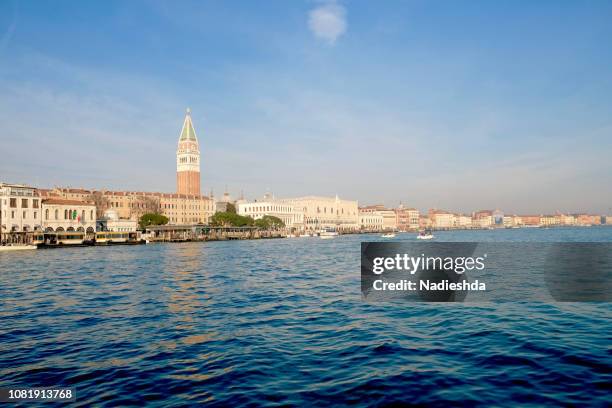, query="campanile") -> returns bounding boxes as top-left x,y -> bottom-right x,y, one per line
176,108 -> 201,196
